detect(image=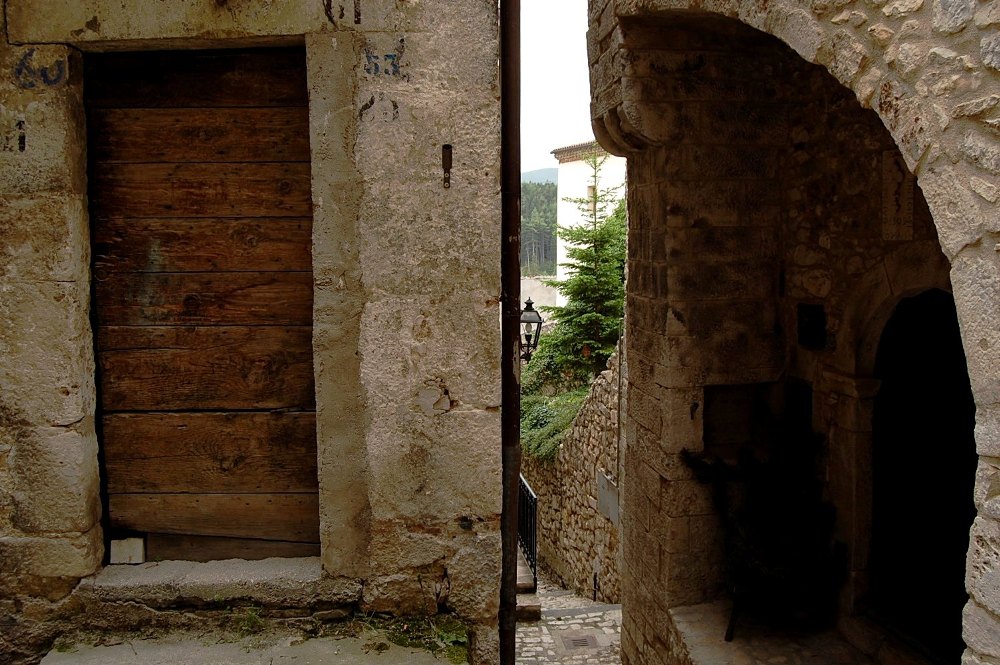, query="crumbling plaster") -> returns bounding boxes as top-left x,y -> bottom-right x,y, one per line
0,1 -> 501,662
